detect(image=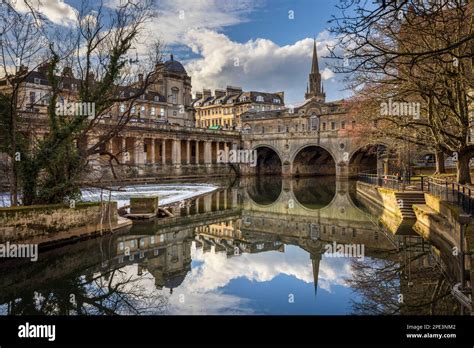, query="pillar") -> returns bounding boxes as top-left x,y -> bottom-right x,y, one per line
204,141 -> 212,165
172,139 -> 181,165
121,137 -> 127,163
150,139 -> 155,164
162,139 -> 166,165
195,141 -> 200,164
186,140 -> 191,165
